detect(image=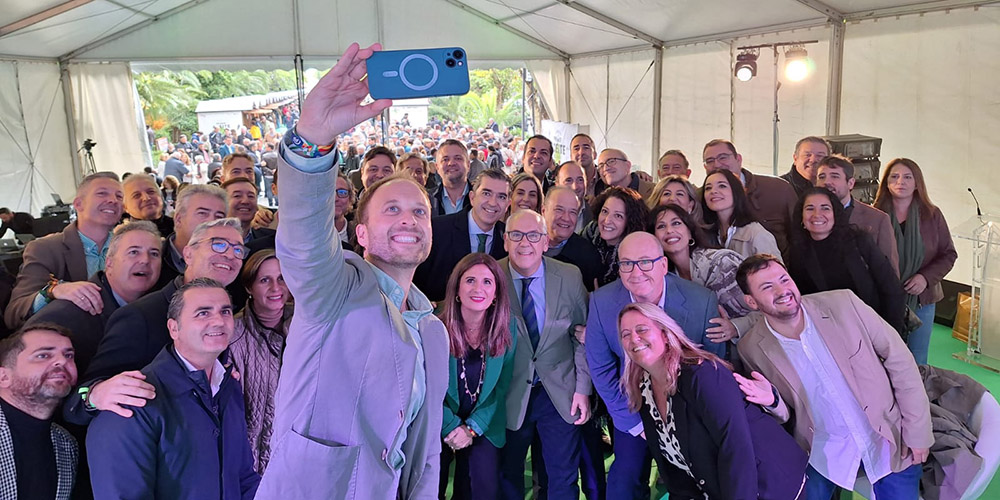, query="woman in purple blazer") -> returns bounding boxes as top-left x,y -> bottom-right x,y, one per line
618,302 -> 808,500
